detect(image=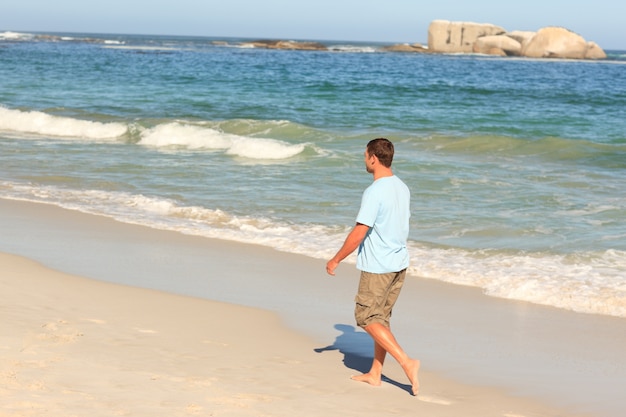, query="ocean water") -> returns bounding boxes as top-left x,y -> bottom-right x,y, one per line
1,31 -> 625,318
